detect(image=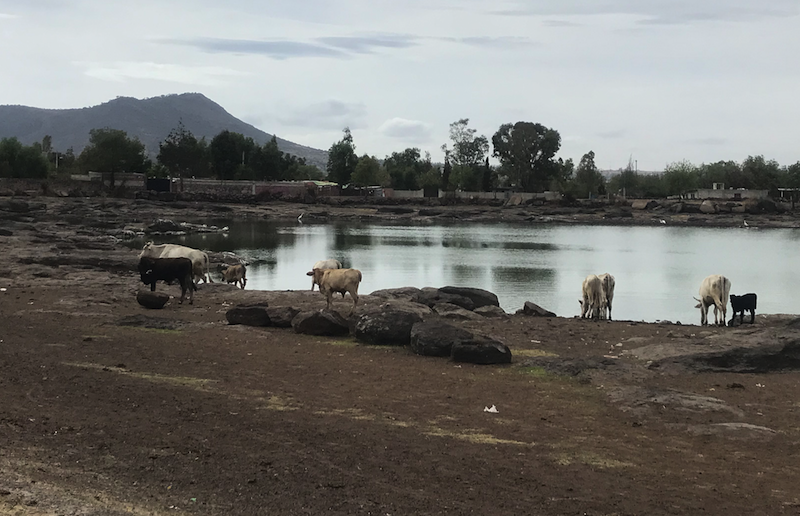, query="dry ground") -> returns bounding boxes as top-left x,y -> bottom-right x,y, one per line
1,197 -> 799,515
